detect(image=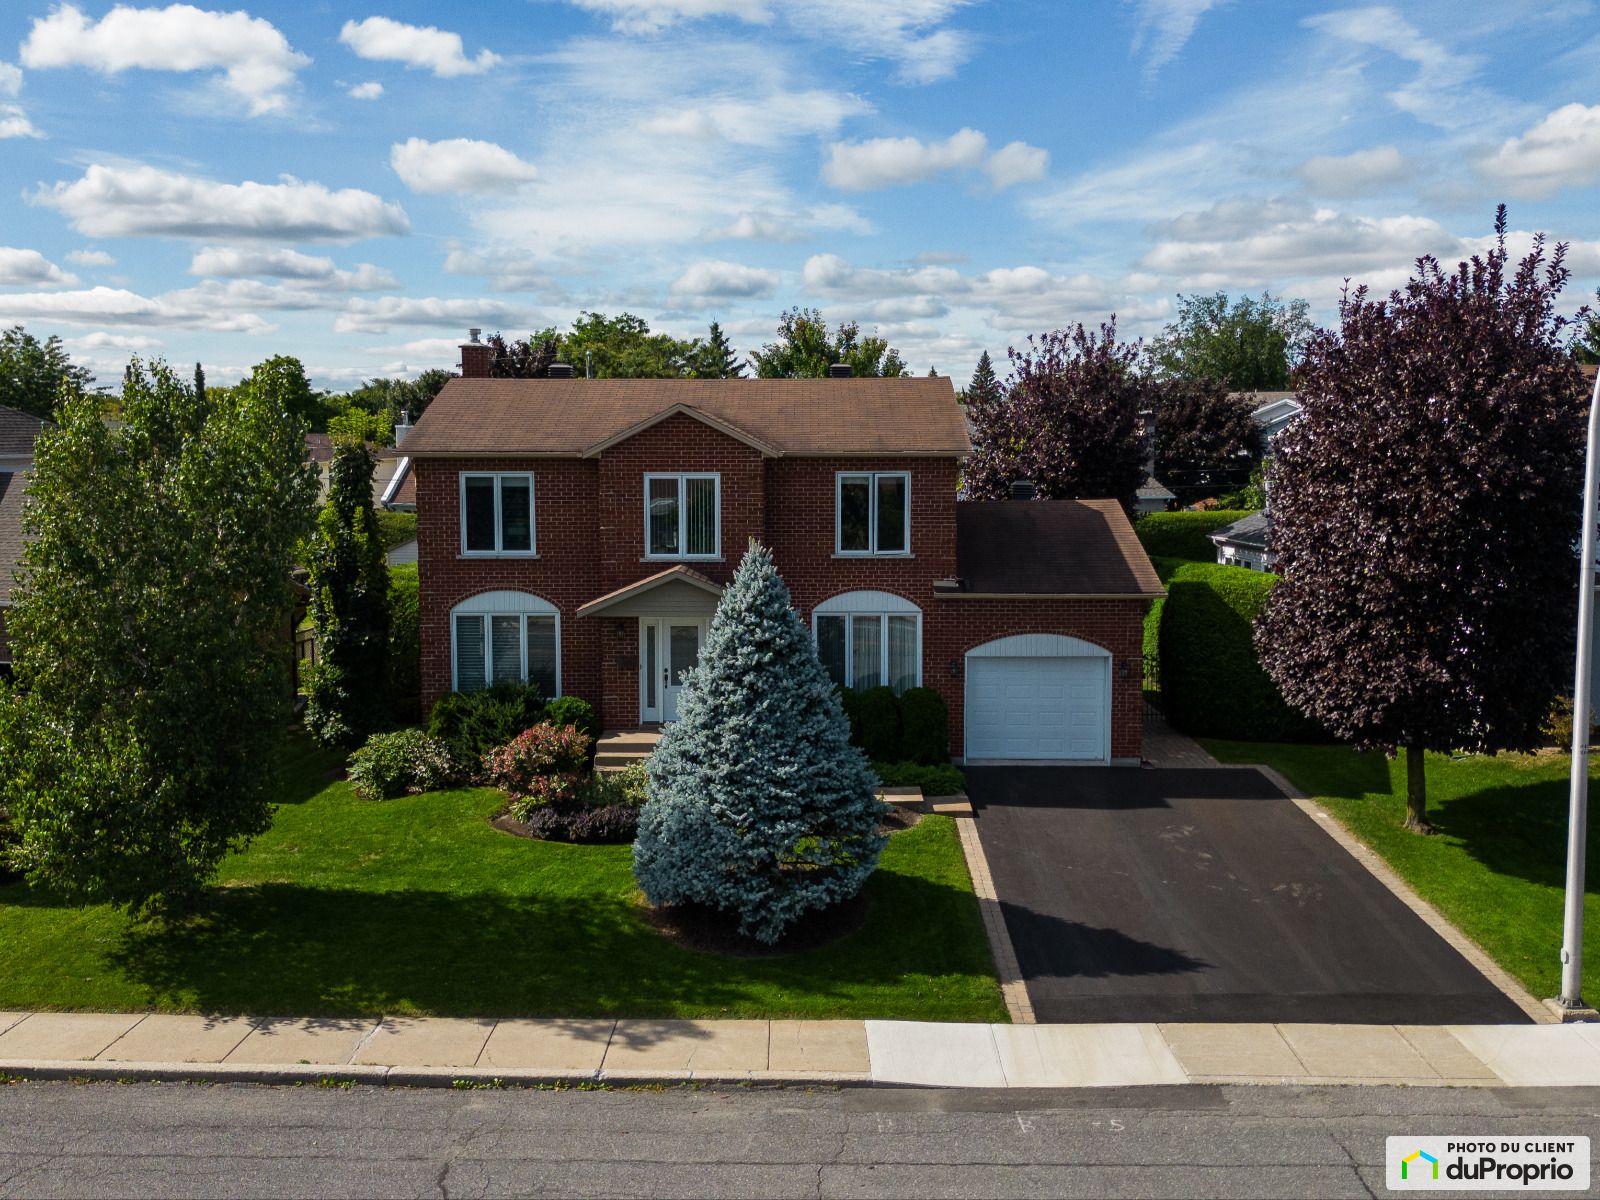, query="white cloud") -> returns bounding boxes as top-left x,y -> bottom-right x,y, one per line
390,138 -> 539,194
986,140 -> 1050,189
568,0 -> 772,34
707,204 -> 874,241
65,249 -> 115,267
0,104 -> 42,139
1479,103 -> 1600,197
1296,145 -> 1408,196
639,89 -> 868,147
187,247 -> 399,290
0,248 -> 77,287
1128,0 -> 1228,79
338,17 -> 499,78
823,128 -> 988,189
823,128 -> 1047,191
20,3 -> 308,117
68,331 -> 161,351
32,163 -> 411,242
334,296 -> 541,335
1305,7 -> 1486,129
348,80 -> 384,100
0,63 -> 21,98
670,259 -> 779,302
0,285 -> 273,333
